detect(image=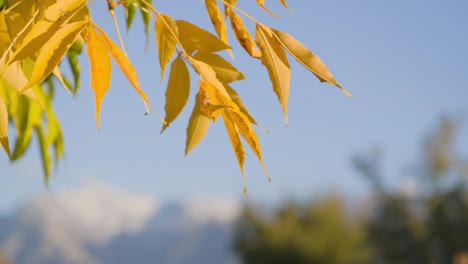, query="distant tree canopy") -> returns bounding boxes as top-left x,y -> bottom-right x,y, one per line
234,196 -> 370,264
235,116 -> 468,264
354,116 -> 468,264
0,0 -> 349,193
